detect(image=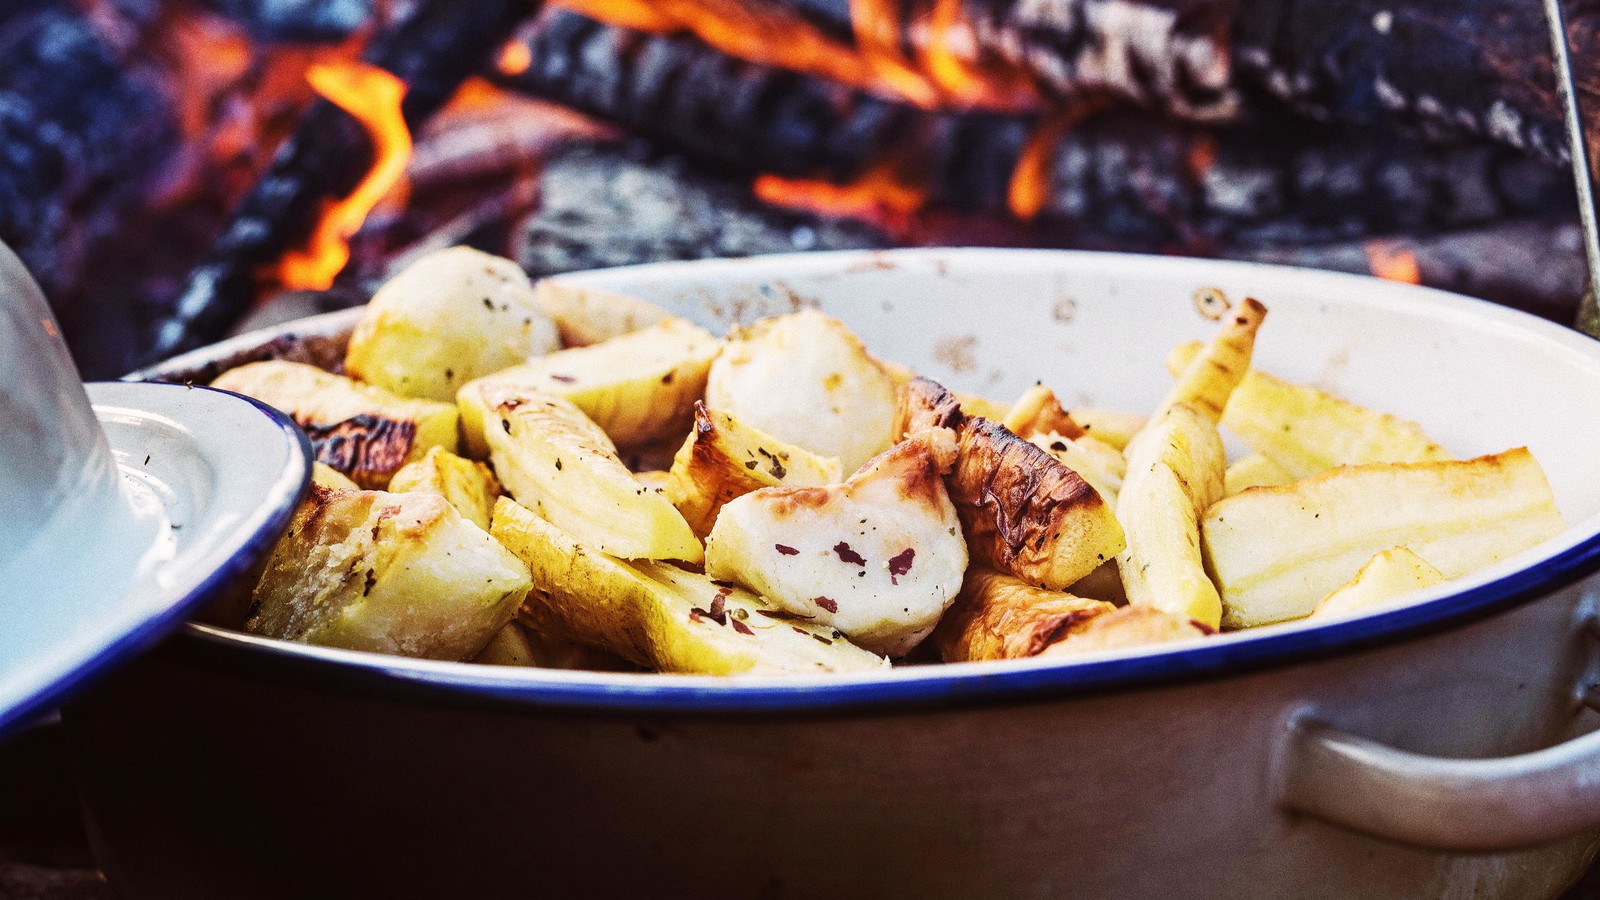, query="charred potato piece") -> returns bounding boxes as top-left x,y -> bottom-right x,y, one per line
459,317 -> 719,451
345,246 -> 560,401
1117,402 -> 1227,628
948,417 -> 1126,591
388,446 -> 501,530
1310,547 -> 1447,620
932,568 -> 1112,662
533,279 -> 674,347
491,498 -> 883,674
460,382 -> 702,562
212,360 -> 458,488
665,403 -> 842,537
1041,606 -> 1210,657
706,309 -> 897,472
247,485 -> 530,660
704,431 -> 967,657
1154,297 -> 1267,423
1168,341 -> 1452,478
894,376 -> 968,440
1203,448 -> 1563,626
1003,383 -> 1085,440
